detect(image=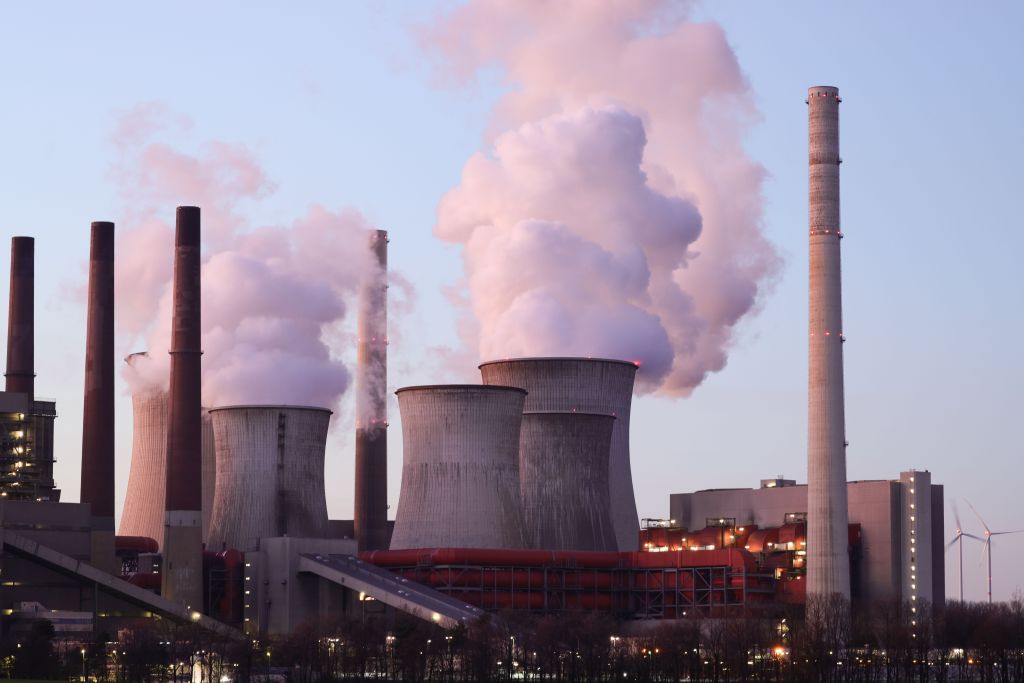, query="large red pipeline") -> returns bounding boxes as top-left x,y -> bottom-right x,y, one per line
81,222 -> 115,521
5,237 -> 34,396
